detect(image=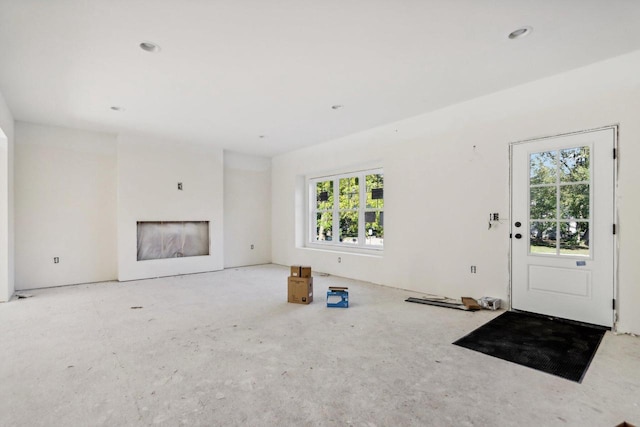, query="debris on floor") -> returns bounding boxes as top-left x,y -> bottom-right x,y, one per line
130,306 -> 143,309
14,293 -> 34,299
406,294 -> 502,312
405,295 -> 480,311
478,296 -> 501,310
461,297 -> 481,310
